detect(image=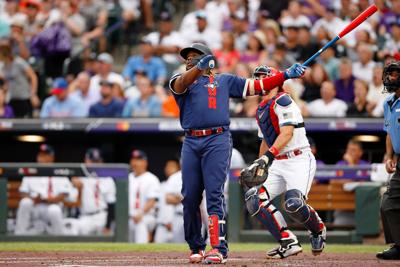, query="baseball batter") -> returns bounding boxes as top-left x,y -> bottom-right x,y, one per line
242,66 -> 326,259
169,43 -> 306,264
